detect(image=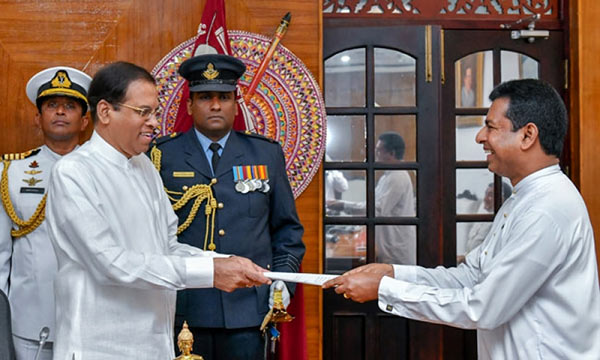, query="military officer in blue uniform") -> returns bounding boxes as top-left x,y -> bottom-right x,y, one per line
0,66 -> 91,360
150,54 -> 305,360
